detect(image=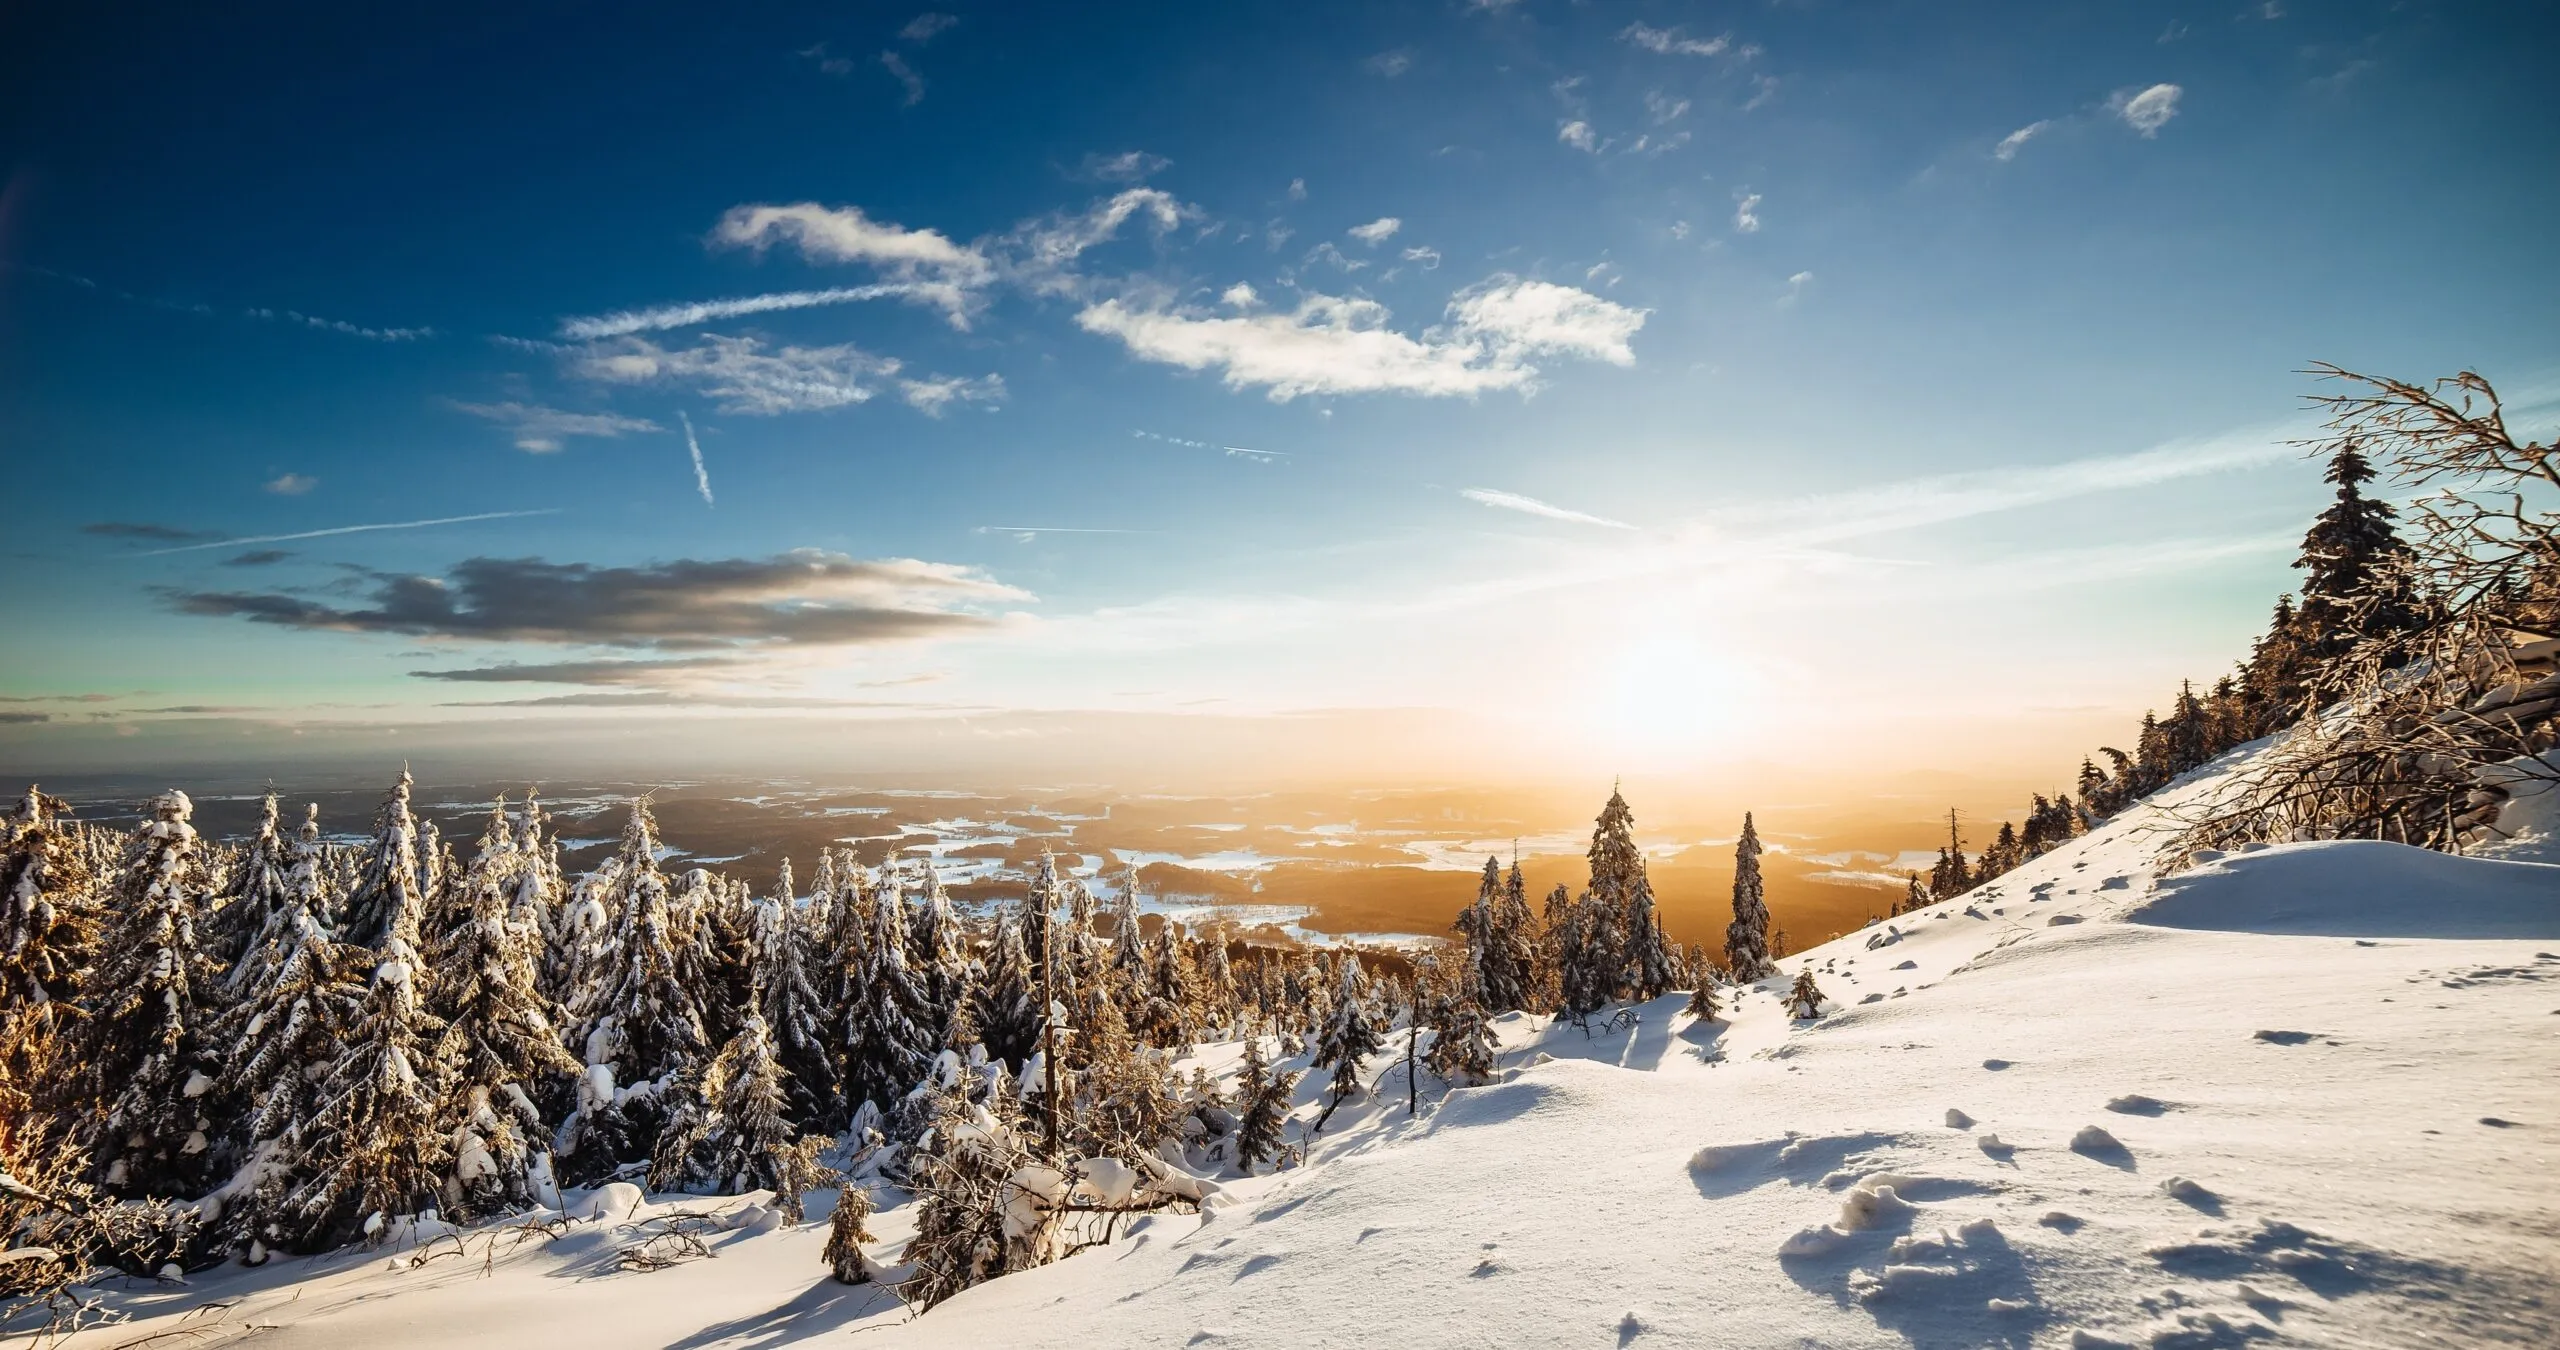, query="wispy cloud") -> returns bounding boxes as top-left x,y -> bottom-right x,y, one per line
572,334 -> 901,415
1557,120 -> 1600,153
411,656 -> 738,686
1347,217 -> 1402,245
1078,150 -> 1170,183
1734,192 -> 1763,233
899,373 -> 1006,416
223,549 -> 294,567
245,307 -> 435,341
1994,119 -> 2052,161
1461,488 -> 1636,531
680,411 -> 713,507
85,522 -> 217,545
1075,275 -> 1644,401
711,202 -> 994,326
1620,23 -> 1731,57
899,12 -> 957,43
263,472 -> 318,496
556,285 -> 927,340
1402,245 -> 1442,269
134,509 -> 566,556
452,400 -> 662,452
881,50 -> 926,105
1366,50 -> 1411,77
2110,83 -> 2183,136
